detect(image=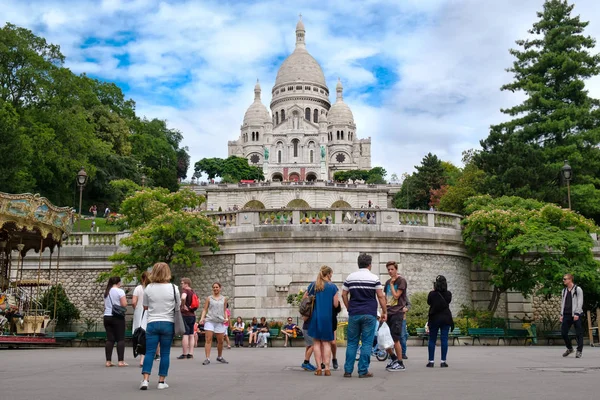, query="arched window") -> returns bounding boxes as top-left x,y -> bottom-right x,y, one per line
337,131 -> 340,140
275,112 -> 279,125
341,130 -> 344,140
256,132 -> 259,141
305,108 -> 311,120
310,150 -> 314,163
314,109 -> 318,123
292,139 -> 299,157
281,109 -> 285,121
278,150 -> 282,163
